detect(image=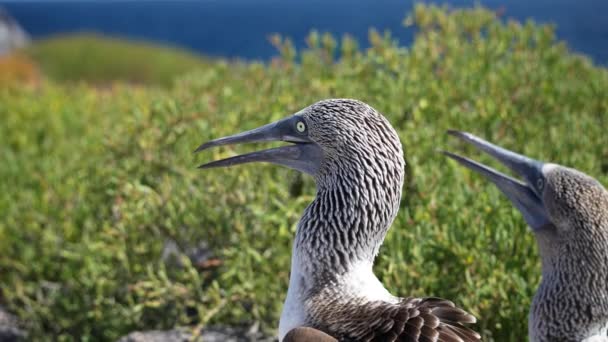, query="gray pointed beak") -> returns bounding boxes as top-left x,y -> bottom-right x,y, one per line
195,115 -> 323,175
443,130 -> 551,231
